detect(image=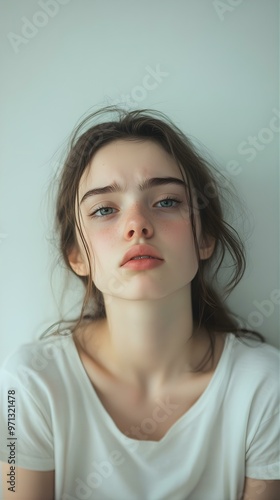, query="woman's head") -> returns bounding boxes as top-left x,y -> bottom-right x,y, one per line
67,138 -> 215,309
55,106 -> 247,339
